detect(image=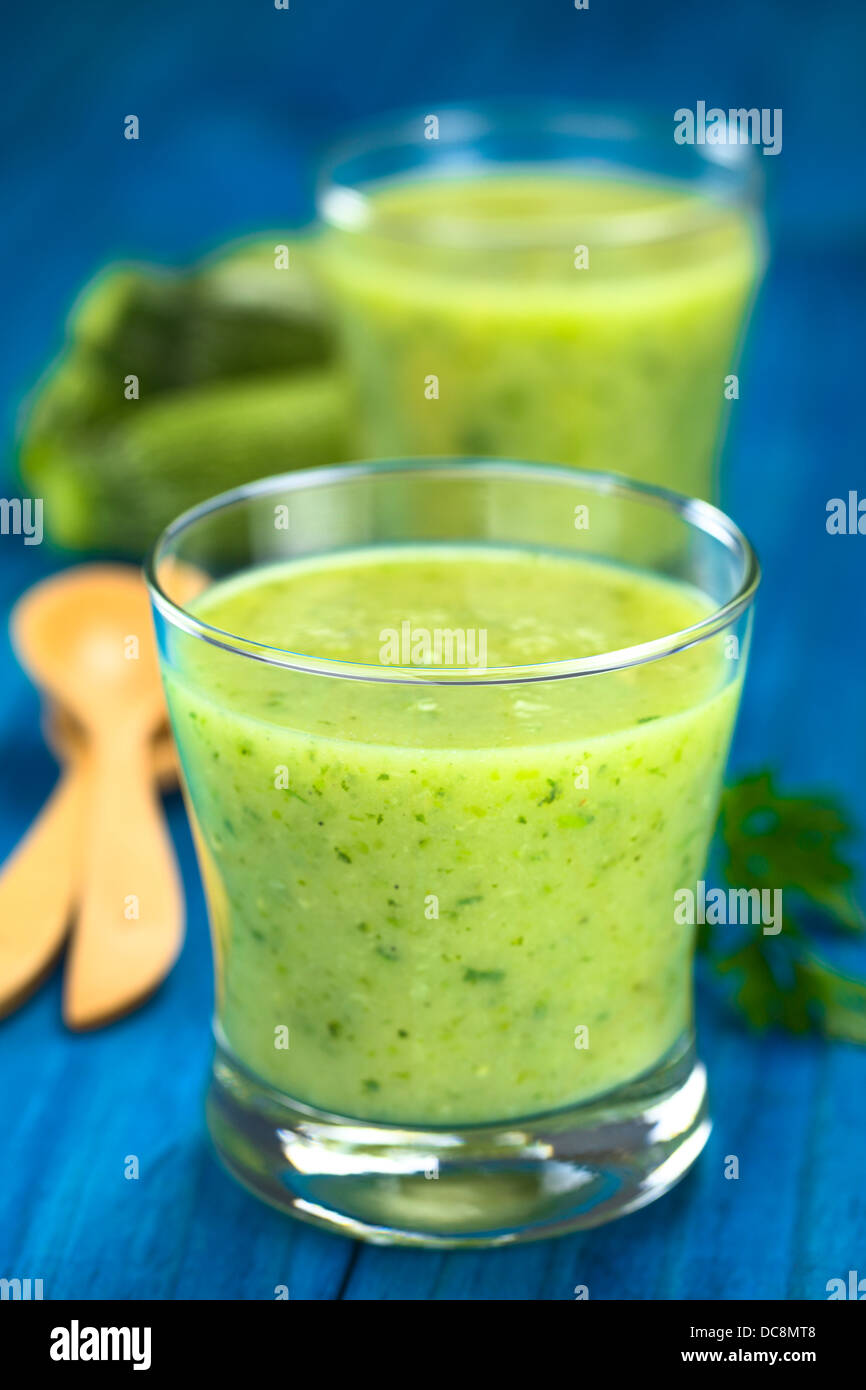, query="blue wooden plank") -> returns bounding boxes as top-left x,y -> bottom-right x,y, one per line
787,1042 -> 866,1299
1,0 -> 864,1304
